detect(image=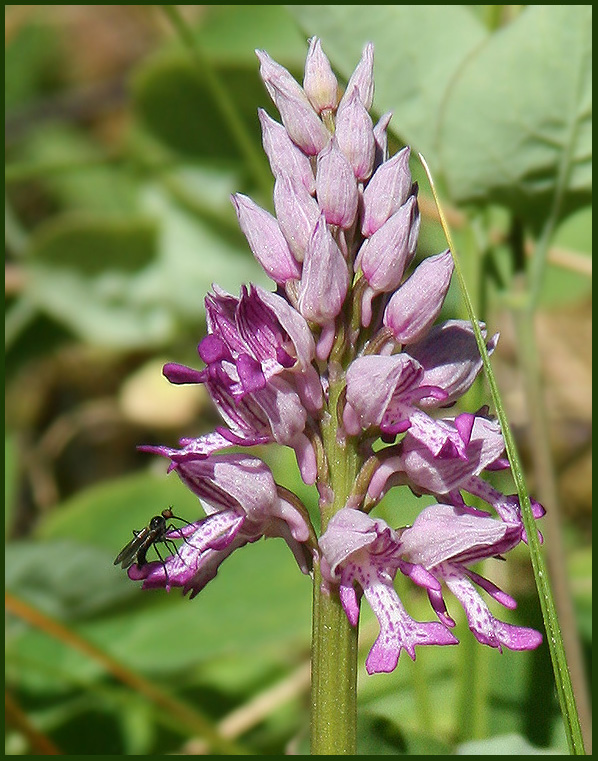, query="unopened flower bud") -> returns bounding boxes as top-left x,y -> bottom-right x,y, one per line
256,49 -> 330,155
383,250 -> 454,344
258,109 -> 316,194
255,49 -> 304,103
356,194 -> 419,294
298,215 -> 349,325
303,37 -> 339,113
274,173 -> 321,261
231,193 -> 301,285
315,140 -> 359,229
340,41 -> 374,110
362,146 -> 412,236
335,90 -> 375,181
